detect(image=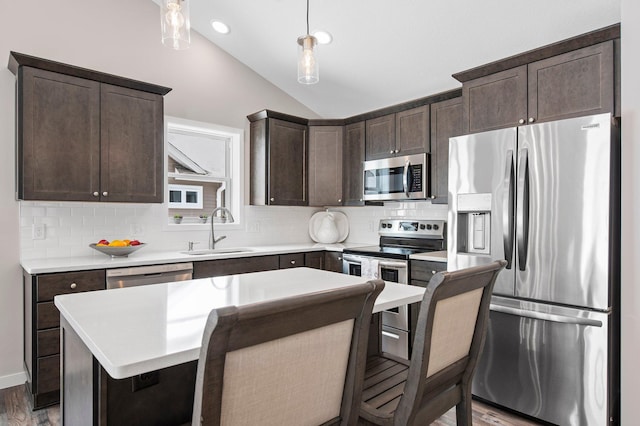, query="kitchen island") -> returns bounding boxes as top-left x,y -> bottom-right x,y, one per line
55,267 -> 425,425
